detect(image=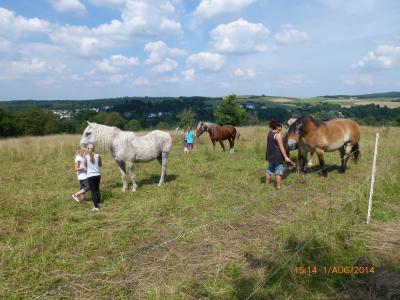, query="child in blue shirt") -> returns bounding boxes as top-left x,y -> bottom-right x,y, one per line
185,127 -> 195,154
